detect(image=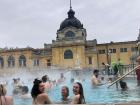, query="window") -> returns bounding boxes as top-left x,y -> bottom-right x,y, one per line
120,48 -> 127,52
131,47 -> 138,52
33,59 -> 39,66
8,56 -> 15,67
47,59 -> 50,62
0,57 -> 4,68
65,31 -> 75,38
88,57 -> 92,64
99,50 -> 105,54
19,55 -> 26,67
64,50 -> 73,59
47,59 -> 51,66
109,49 -> 116,53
